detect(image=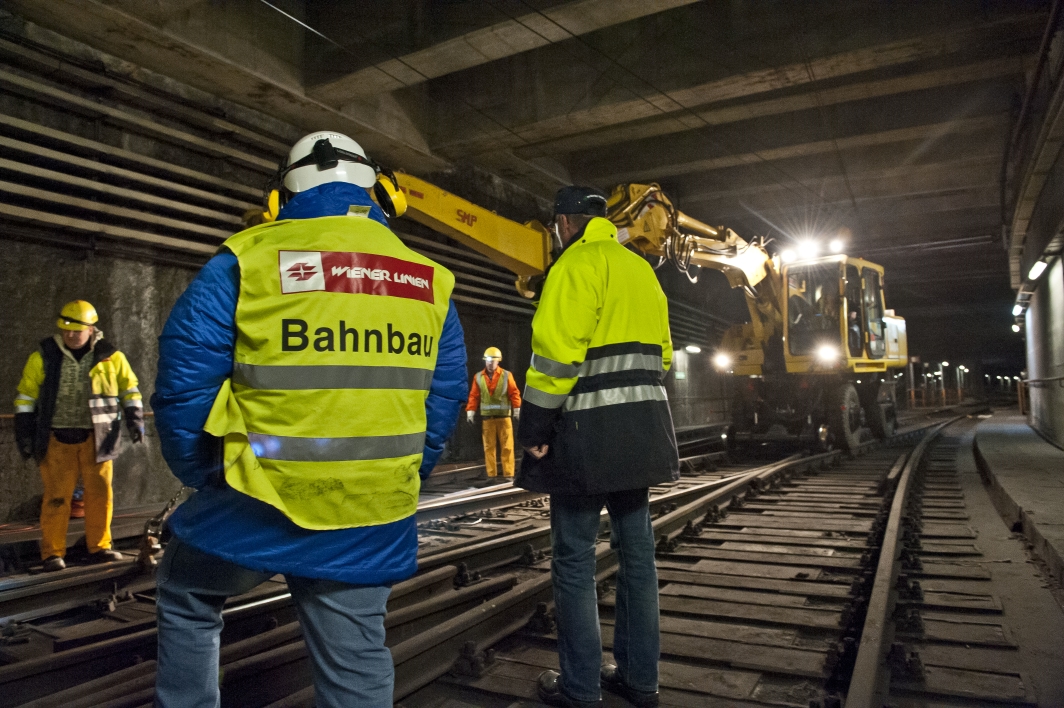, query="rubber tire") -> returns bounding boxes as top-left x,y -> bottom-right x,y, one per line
831,383 -> 863,453
868,400 -> 897,439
